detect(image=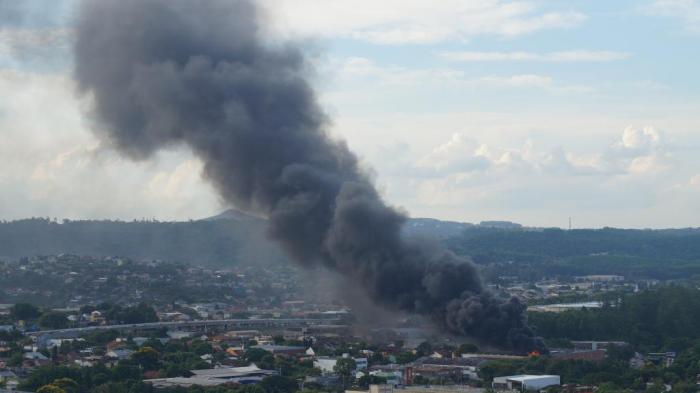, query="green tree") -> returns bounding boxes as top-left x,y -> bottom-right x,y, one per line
416,342 -> 433,357
116,303 -> 158,324
457,343 -> 479,355
413,375 -> 430,385
36,384 -> 66,393
646,379 -> 666,393
191,340 -> 213,356
19,366 -> 81,392
132,347 -> 160,371
357,374 -> 387,388
240,384 -> 266,393
260,375 -> 298,393
273,336 -> 285,345
7,352 -> 23,367
672,381 -> 695,393
334,358 -> 357,388
245,348 -> 270,363
596,382 -> 622,393
52,378 -> 78,393
39,312 -> 69,329
11,302 -> 41,320
111,363 -> 142,381
396,352 -> 417,364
